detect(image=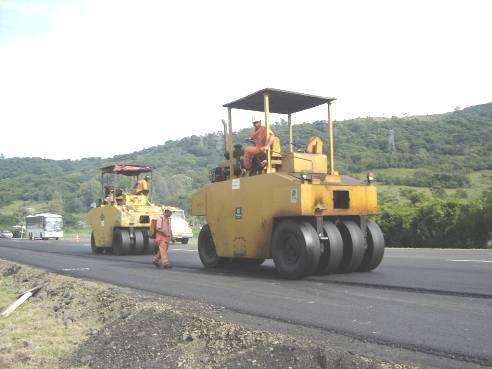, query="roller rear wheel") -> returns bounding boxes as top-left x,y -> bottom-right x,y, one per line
198,224 -> 226,268
336,220 -> 366,273
272,220 -> 321,279
315,221 -> 343,275
357,220 -> 385,272
133,230 -> 145,255
141,230 -> 153,254
113,229 -> 130,256
90,232 -> 103,254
